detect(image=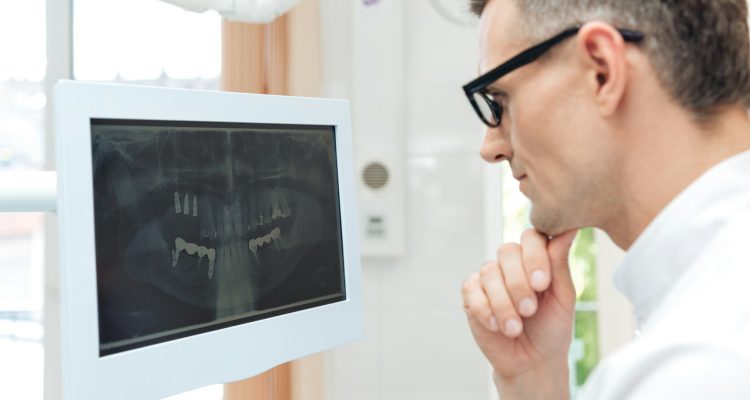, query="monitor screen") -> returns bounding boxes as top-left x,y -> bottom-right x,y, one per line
55,81 -> 362,399
90,119 -> 346,356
